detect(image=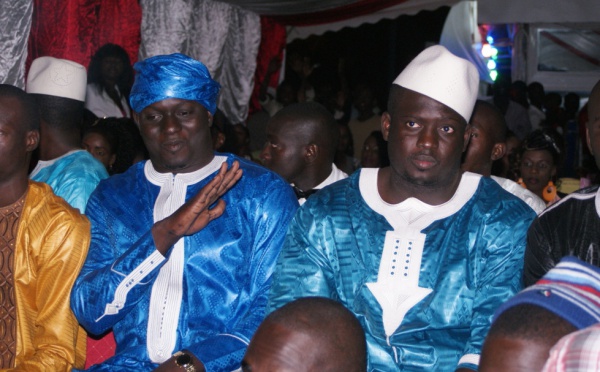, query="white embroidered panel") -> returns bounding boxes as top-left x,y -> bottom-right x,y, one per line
359,169 -> 481,337
366,229 -> 432,337
145,157 -> 225,363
